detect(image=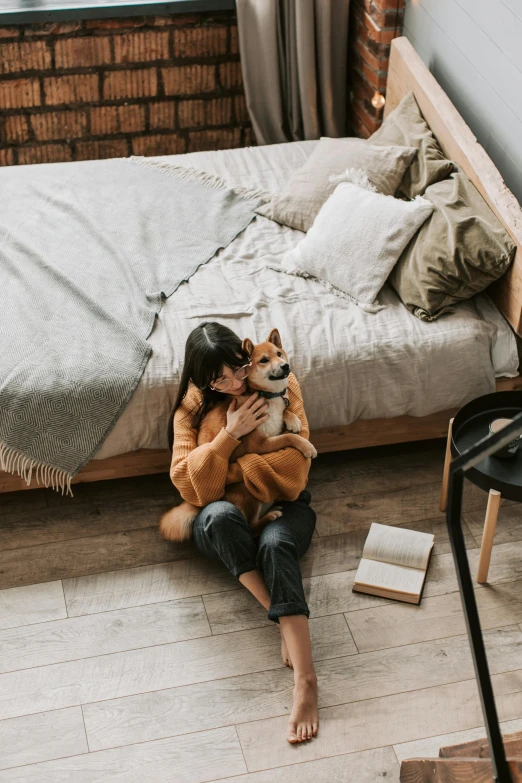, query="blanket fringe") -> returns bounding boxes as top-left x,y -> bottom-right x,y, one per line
0,441 -> 74,496
128,155 -> 270,205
